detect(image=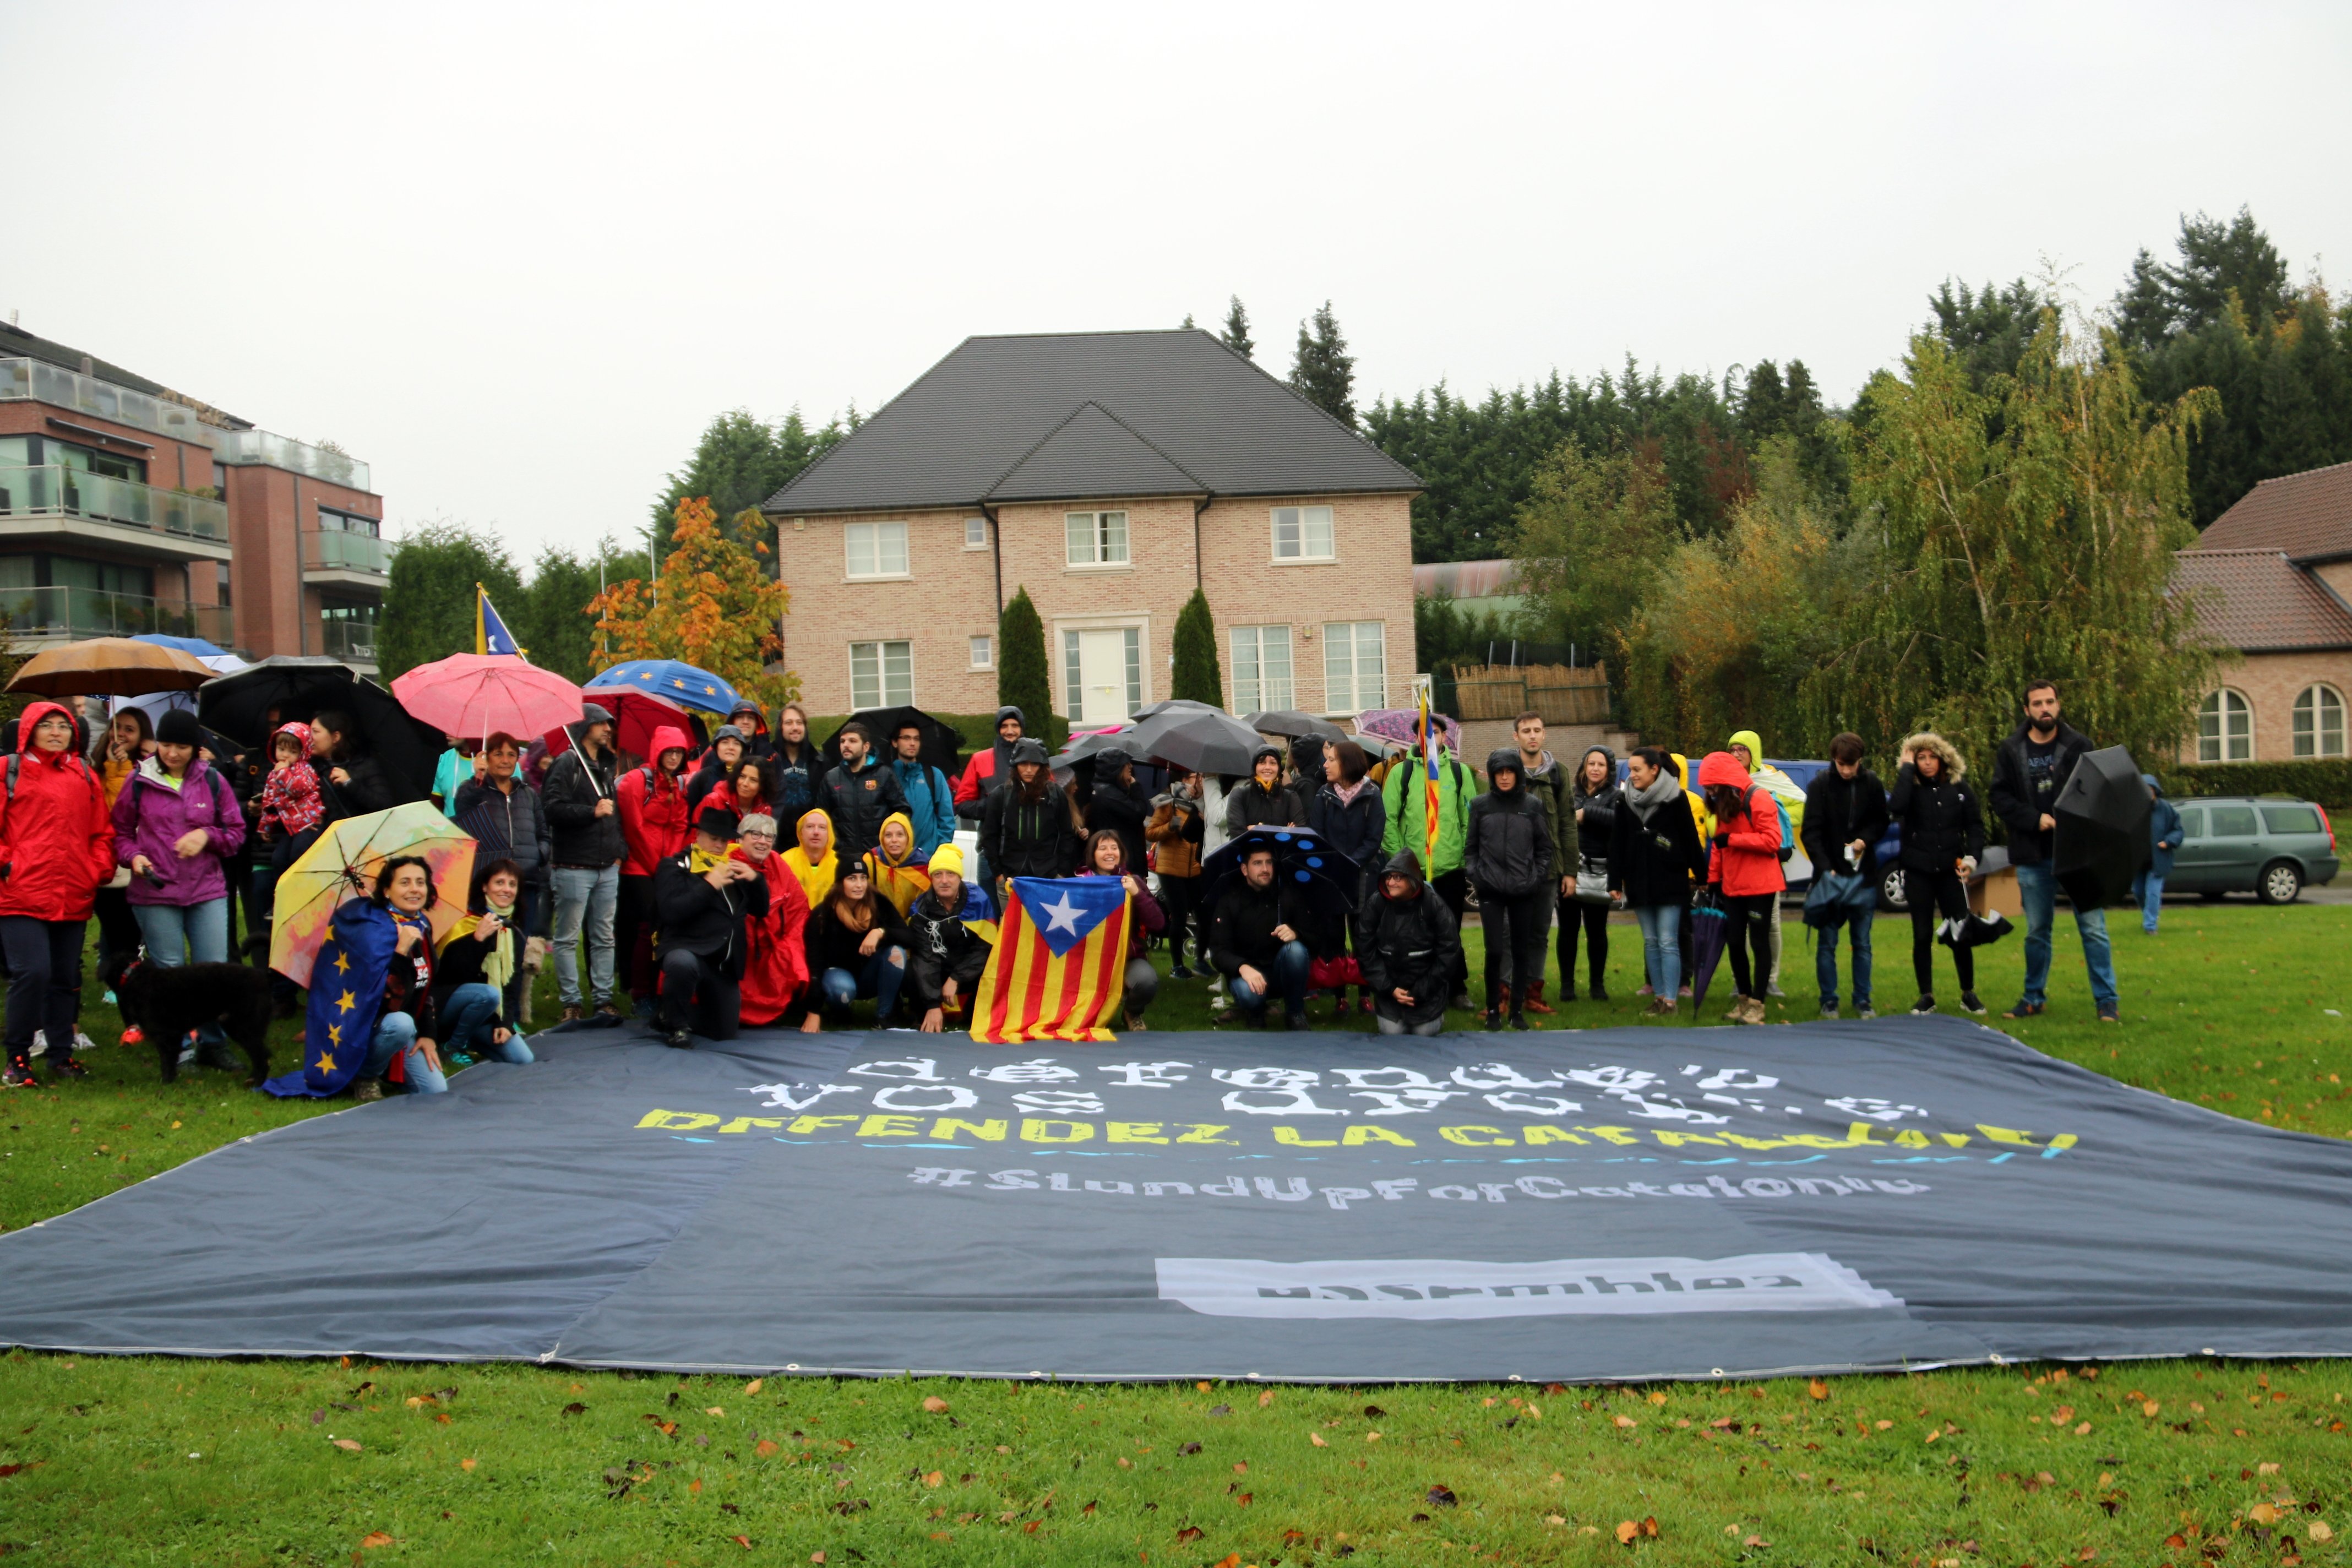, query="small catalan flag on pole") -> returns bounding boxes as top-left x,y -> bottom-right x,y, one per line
970,876 -> 1132,1043
476,583 -> 524,658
